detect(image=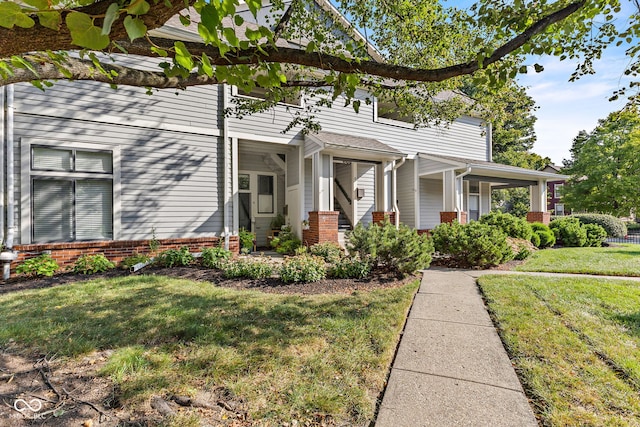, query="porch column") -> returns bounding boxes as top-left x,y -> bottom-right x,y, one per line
312,153 -> 333,211
440,170 -> 466,224
302,211 -> 339,246
527,179 -> 550,224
